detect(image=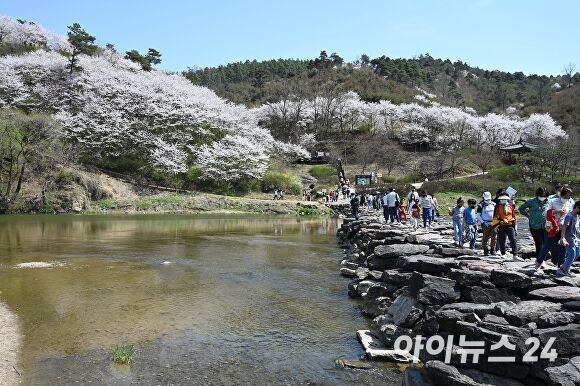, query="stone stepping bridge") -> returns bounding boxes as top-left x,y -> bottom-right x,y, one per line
337,210 -> 580,386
